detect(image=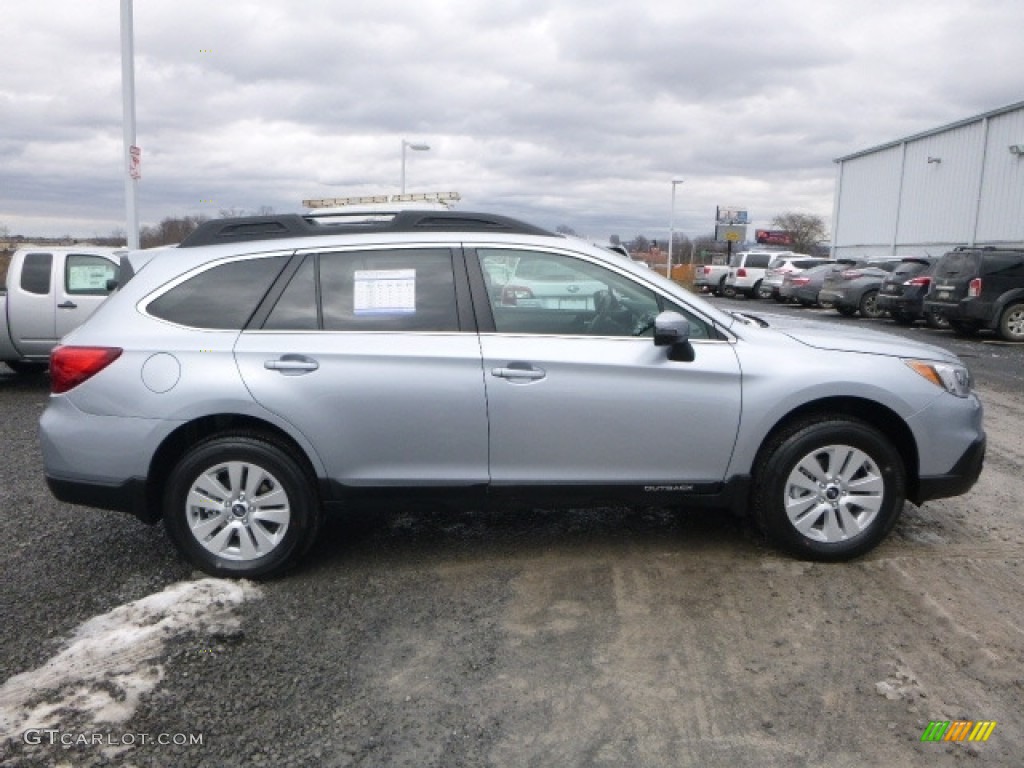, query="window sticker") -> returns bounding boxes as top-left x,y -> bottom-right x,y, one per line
68,264 -> 114,291
353,269 -> 416,314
